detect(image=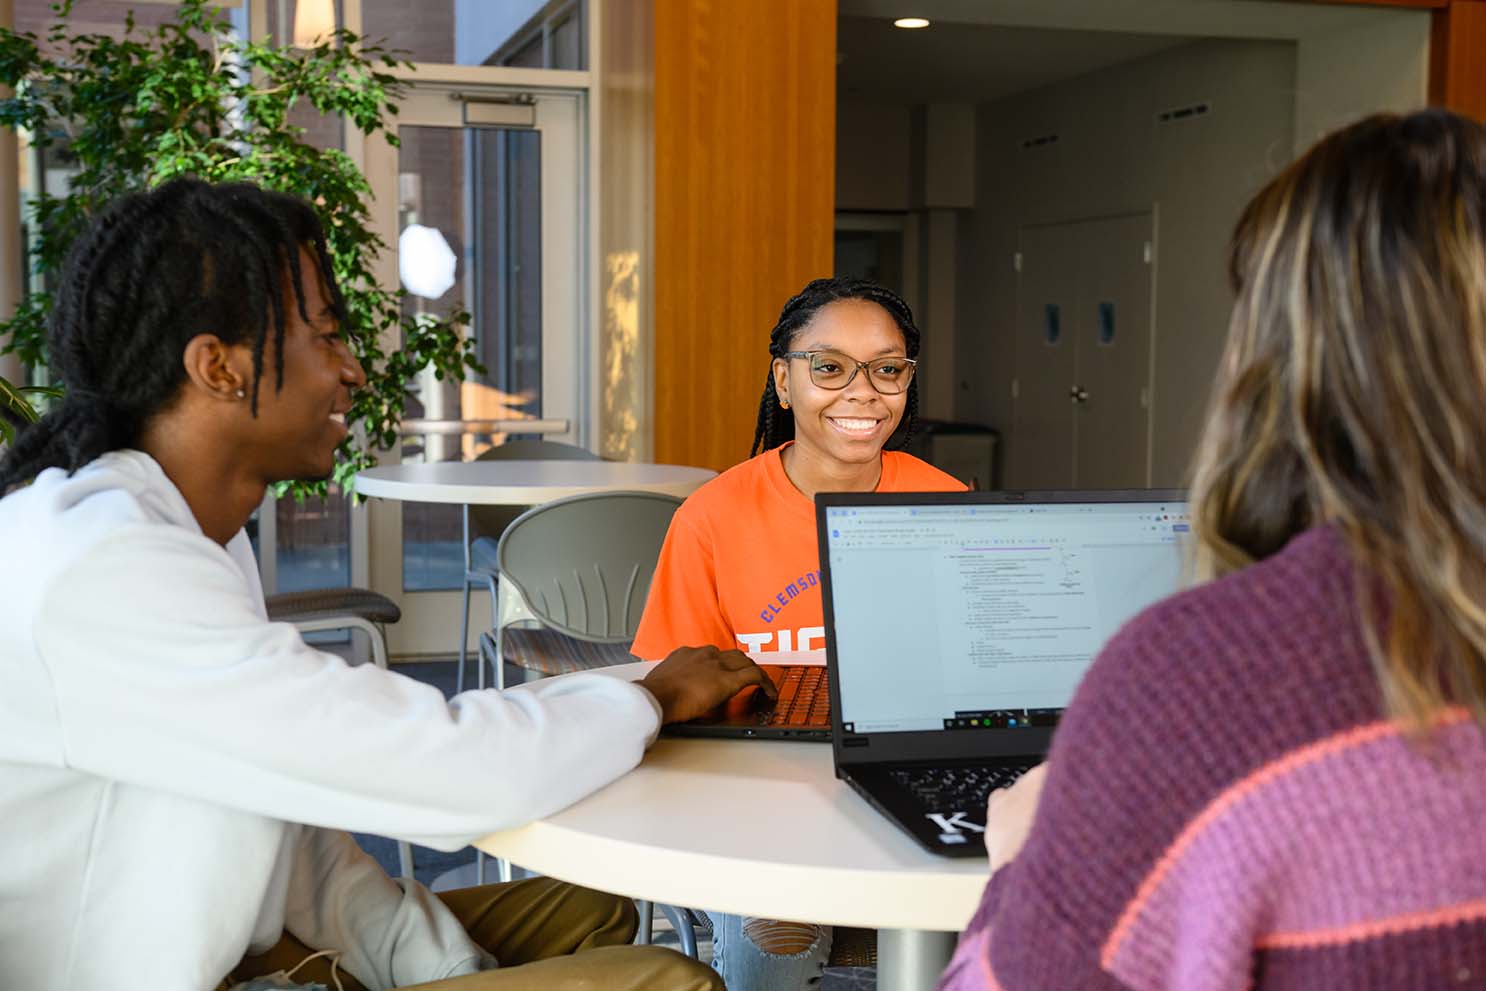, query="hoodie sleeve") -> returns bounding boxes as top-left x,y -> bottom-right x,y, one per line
32,523 -> 661,850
